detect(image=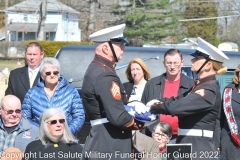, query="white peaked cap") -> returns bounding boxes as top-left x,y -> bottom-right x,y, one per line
196,37 -> 229,63
89,24 -> 127,42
